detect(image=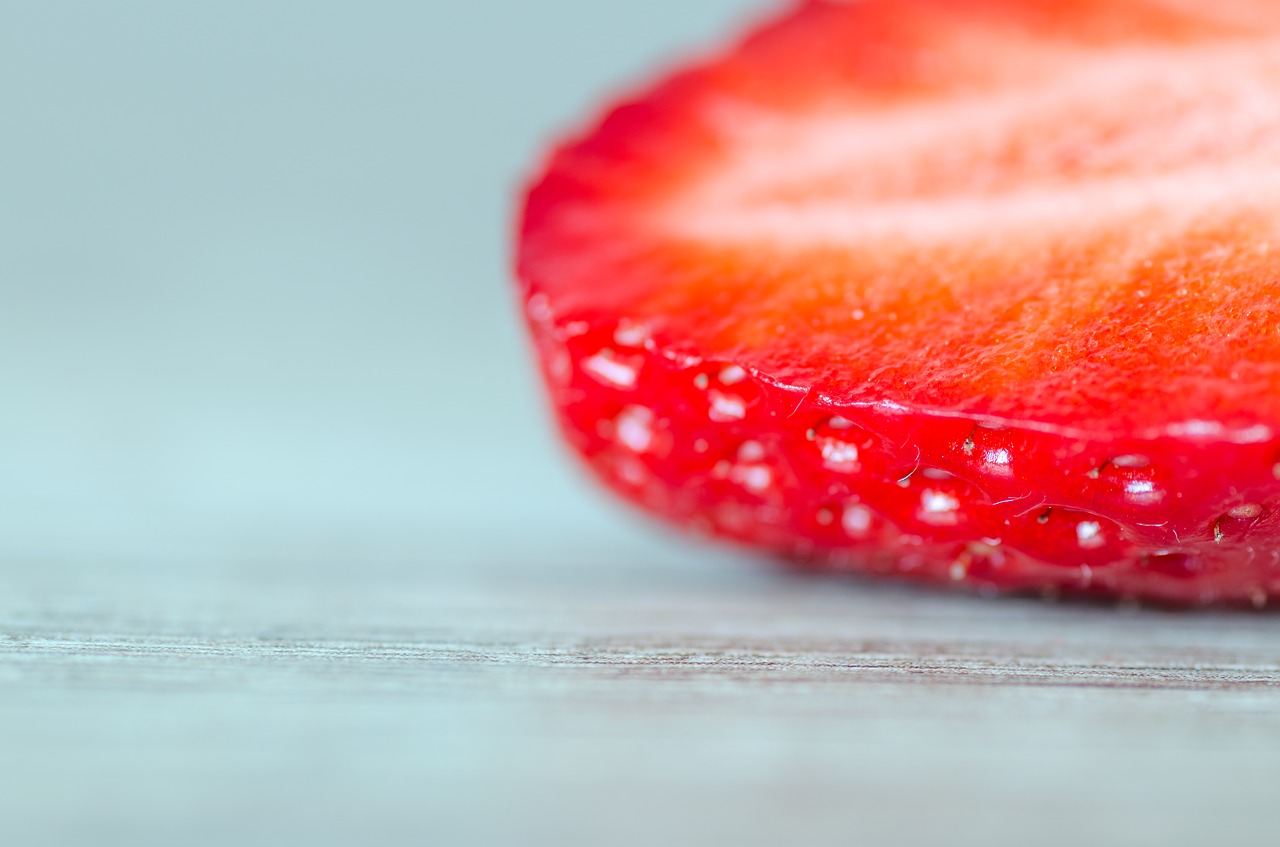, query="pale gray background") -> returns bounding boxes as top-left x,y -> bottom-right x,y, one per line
4,3 -> 1280,847
0,0 -> 767,567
